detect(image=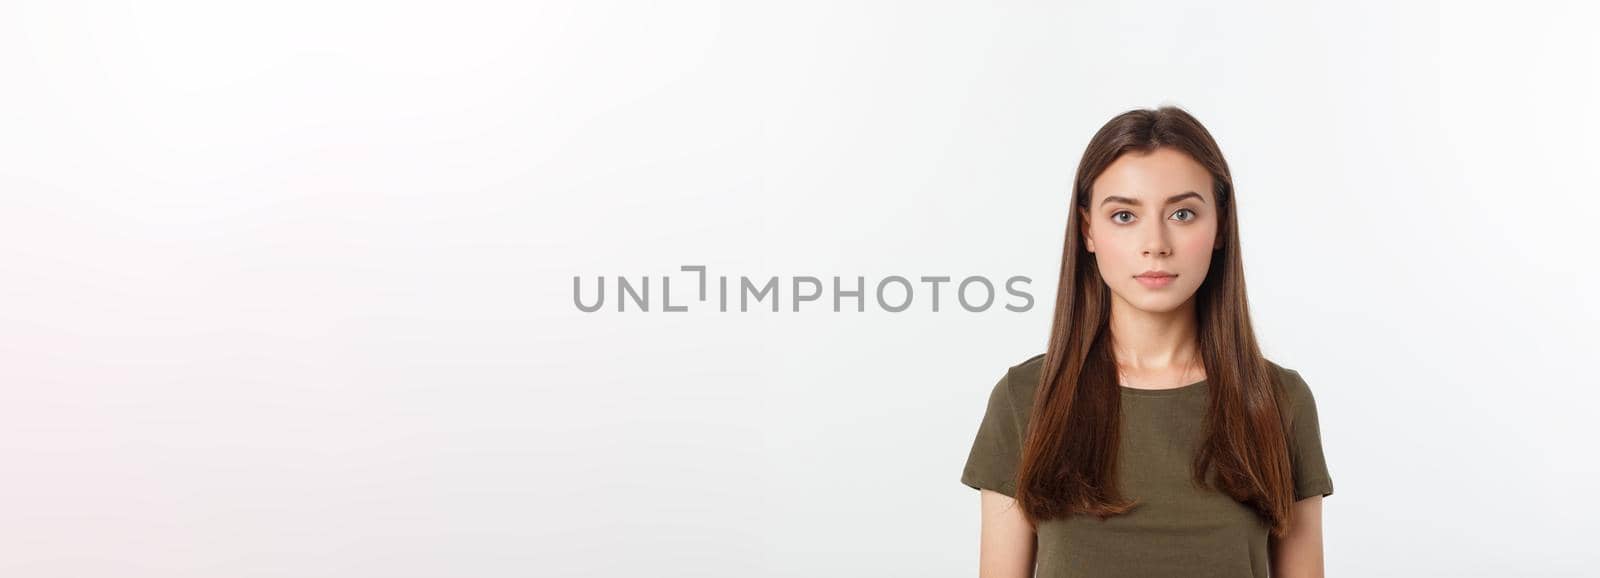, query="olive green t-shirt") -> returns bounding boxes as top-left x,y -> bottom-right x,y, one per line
960,353 -> 1333,578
